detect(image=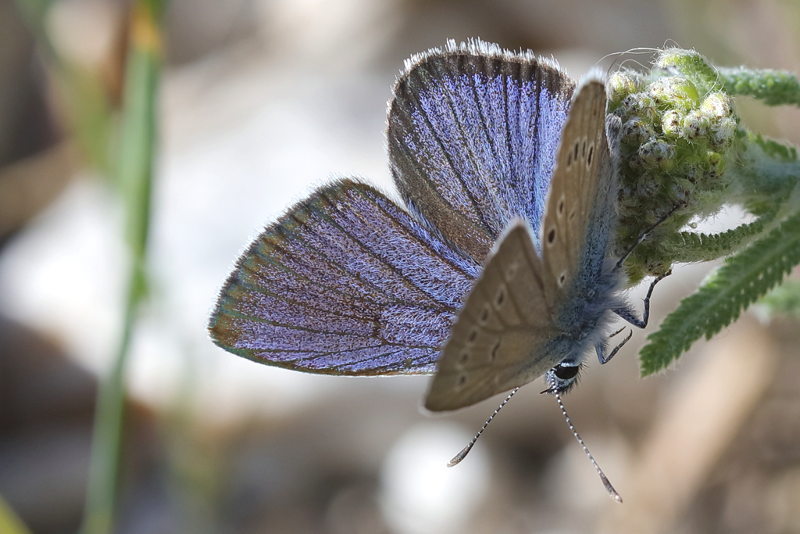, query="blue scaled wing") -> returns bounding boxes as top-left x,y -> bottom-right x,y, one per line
388,39 -> 575,262
209,180 -> 480,375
